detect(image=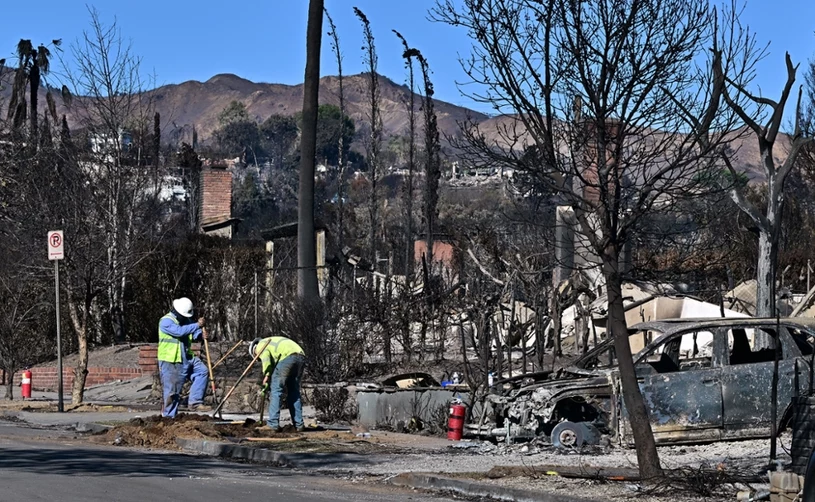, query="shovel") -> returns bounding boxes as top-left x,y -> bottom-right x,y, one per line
212,338 -> 272,417
259,389 -> 268,424
202,327 -> 217,398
